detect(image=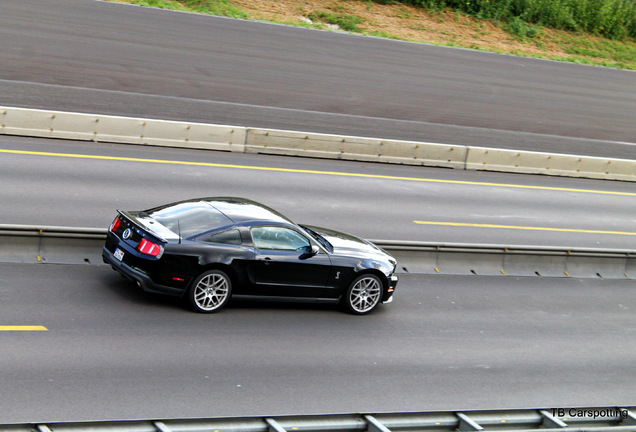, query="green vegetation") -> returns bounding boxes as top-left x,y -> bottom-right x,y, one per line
553,32 -> 636,65
506,16 -> 542,39
307,10 -> 365,32
378,0 -> 636,41
118,0 -> 248,19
